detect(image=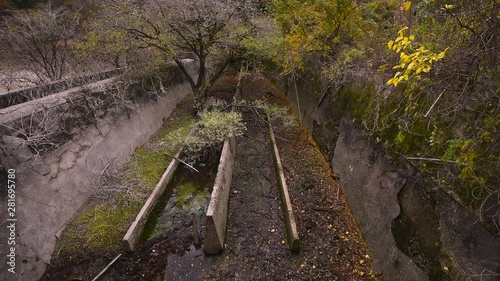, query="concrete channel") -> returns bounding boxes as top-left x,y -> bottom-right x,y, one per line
122,148 -> 185,252
123,69 -> 299,257
121,97 -> 239,254
123,72 -> 242,254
